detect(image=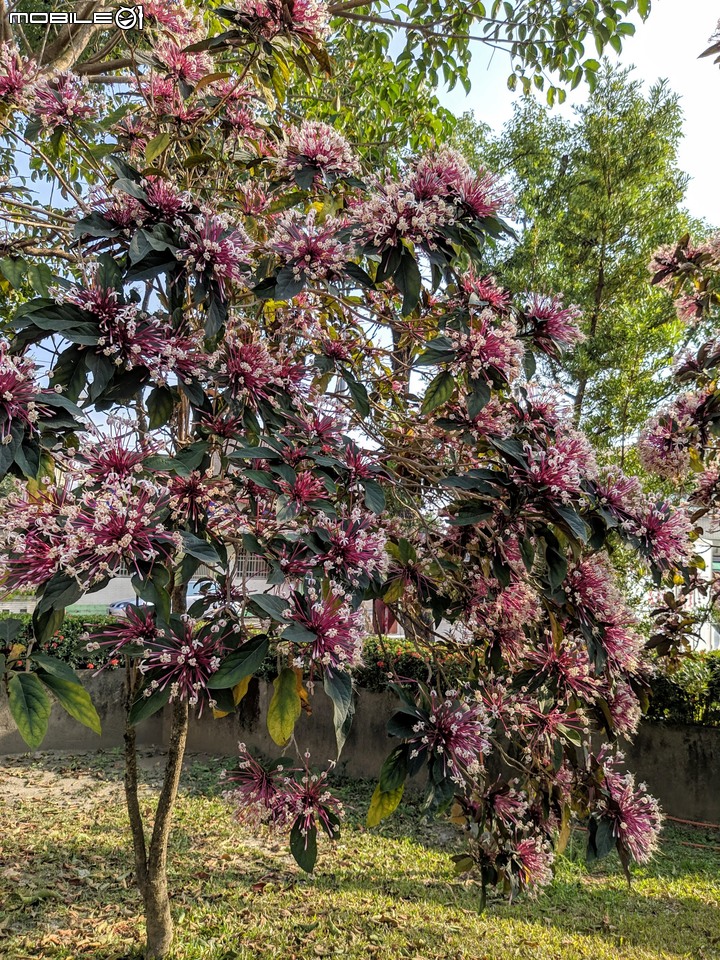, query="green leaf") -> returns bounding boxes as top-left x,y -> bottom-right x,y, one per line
290,817 -> 318,872
367,782 -> 405,827
362,479 -> 386,514
145,131 -> 171,164
546,545 -> 568,591
181,532 -> 220,565
586,816 -> 617,862
8,673 -> 51,749
467,378 -> 491,419
207,634 -> 269,689
274,265 -> 305,300
248,593 -> 290,621
32,606 -> 65,645
378,743 -> 409,791
281,622 -> 317,642
0,618 -> 23,644
37,573 -> 84,615
421,370 -> 454,414
267,667 -> 302,746
324,667 -> 354,756
448,503 -> 493,525
128,684 -> 172,726
147,386 -> 175,429
343,370 -> 370,419
37,672 -> 101,735
395,248 -> 422,316
0,257 -> 28,290
552,504 -> 590,543
29,654 -> 79,684
451,854 -> 475,875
